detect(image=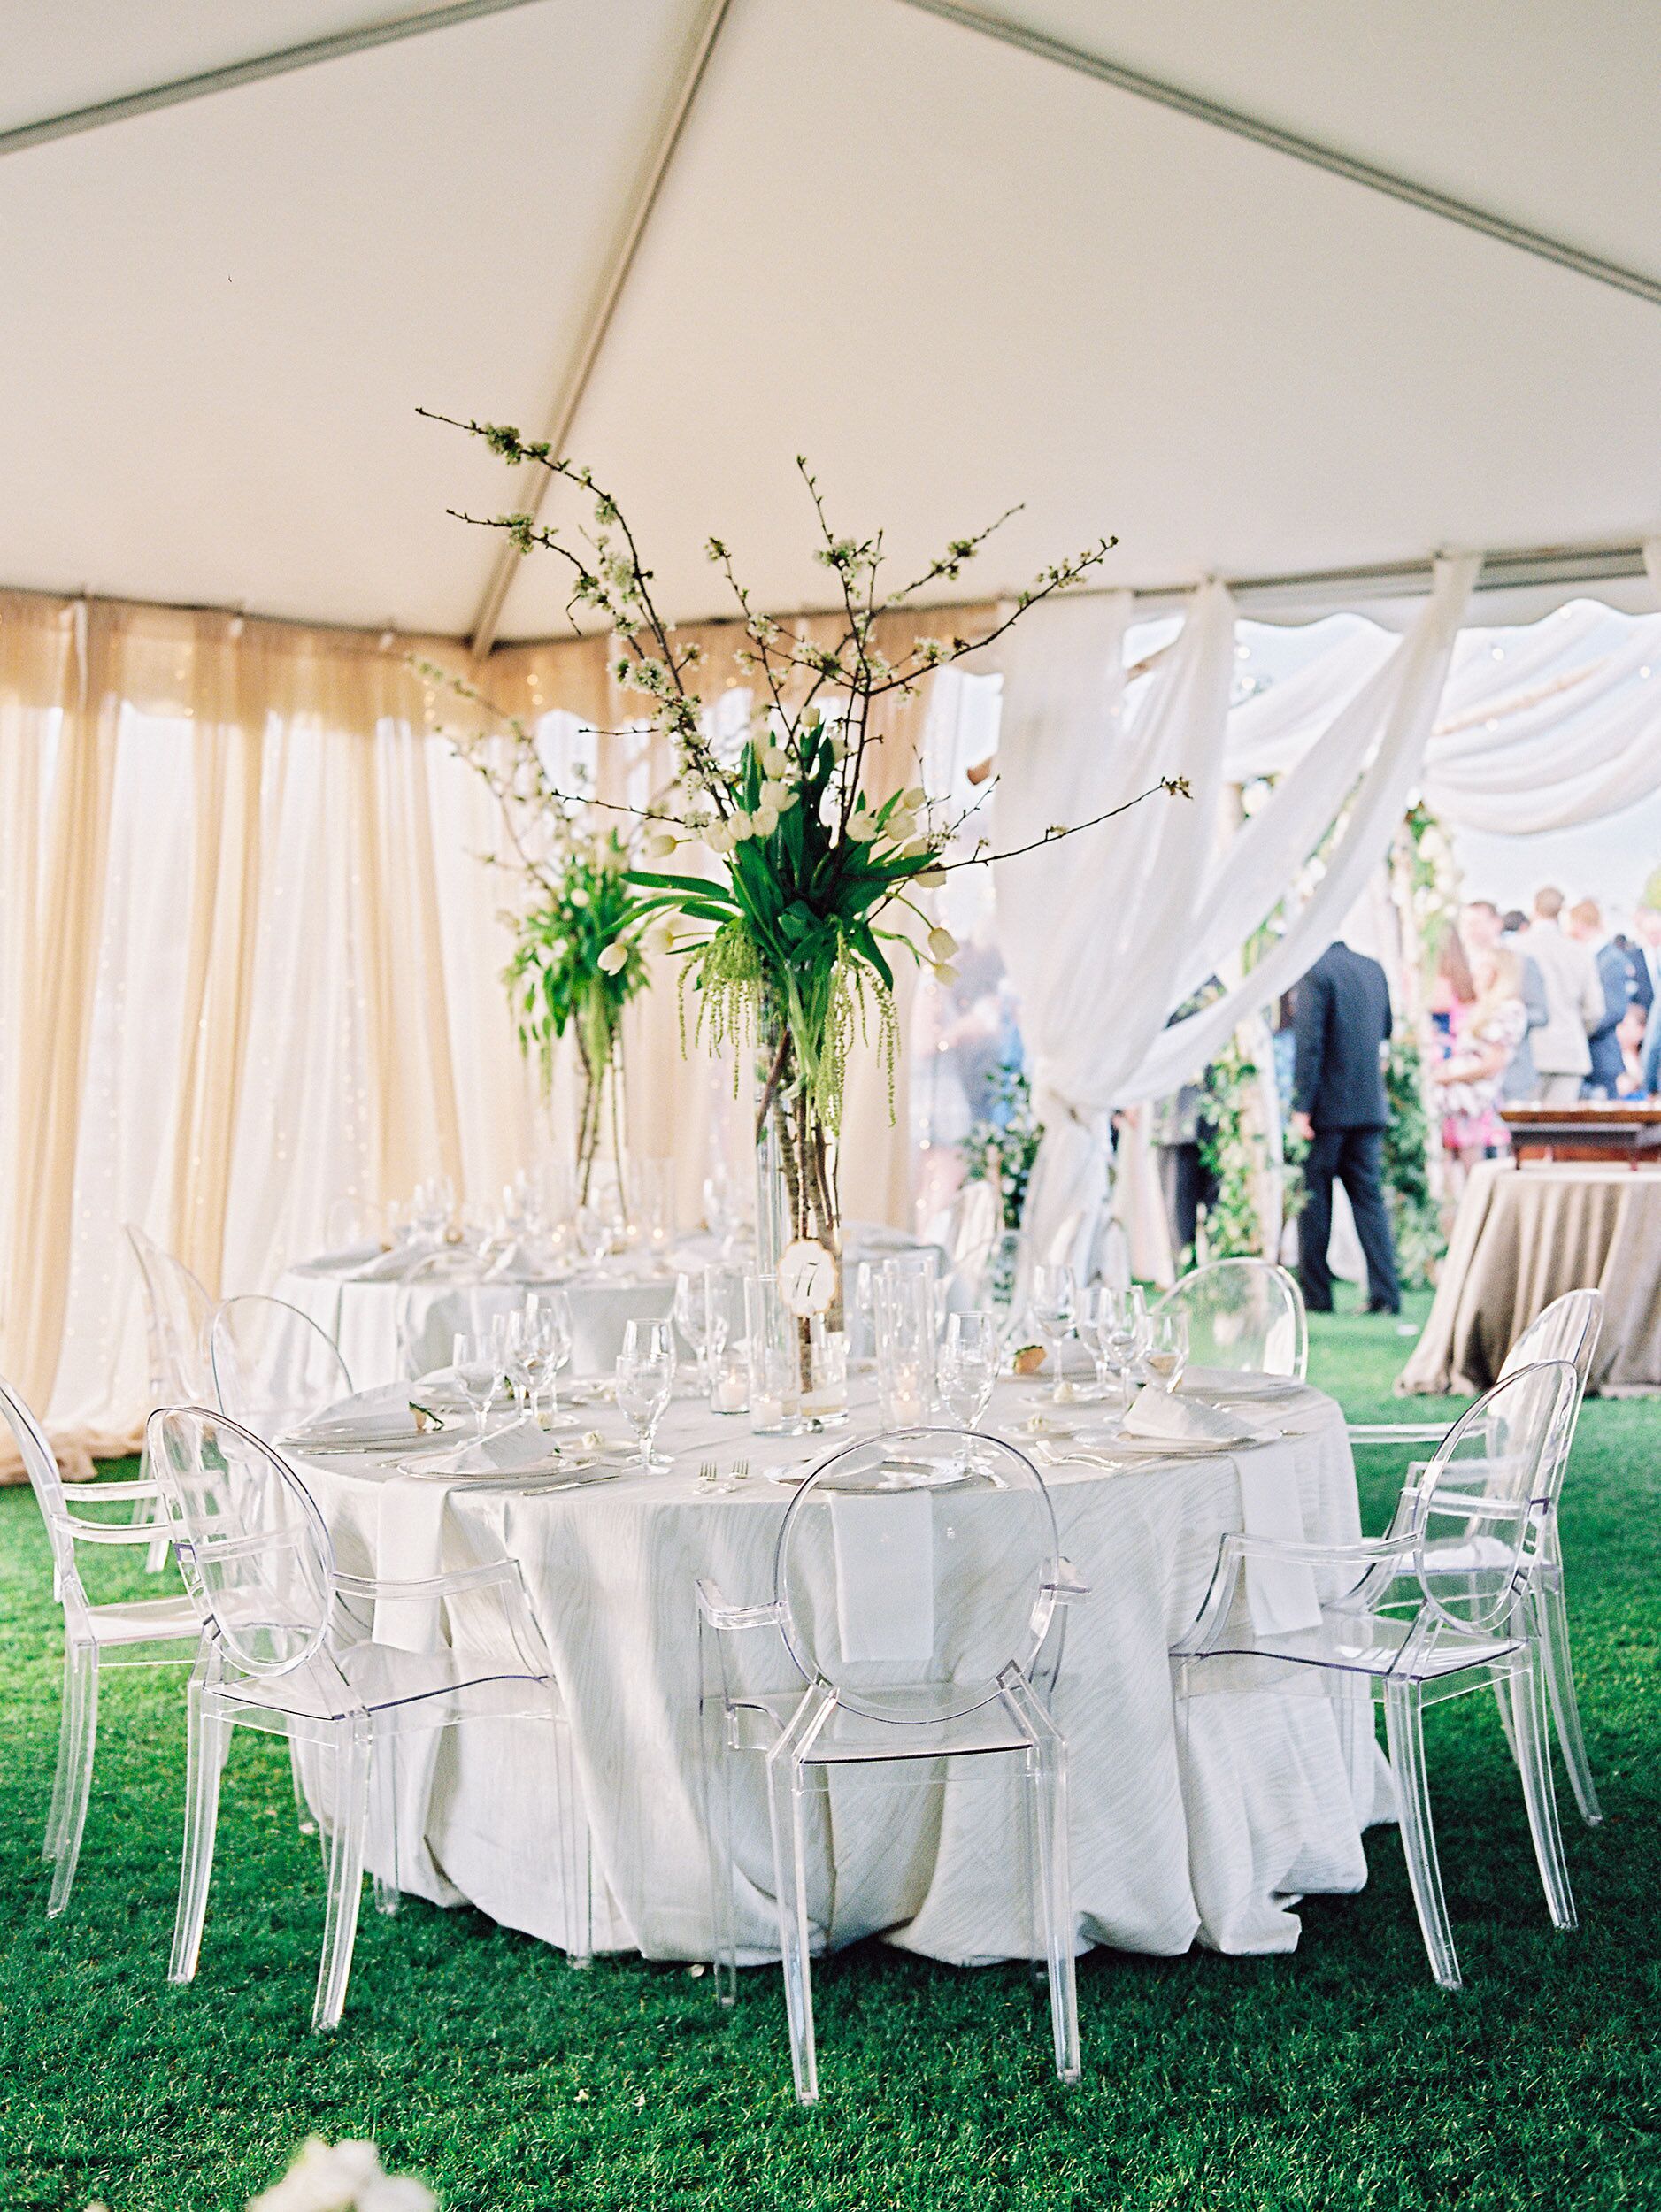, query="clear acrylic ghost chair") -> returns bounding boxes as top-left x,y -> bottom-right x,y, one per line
126,1225 -> 219,1569
1152,1257 -> 1308,1380
1173,1360 -> 1580,1990
1396,1288 -> 1605,1826
697,1426 -> 1088,2104
210,1294 -> 353,1440
150,1406 -> 591,2032
2,1372 -> 201,1916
